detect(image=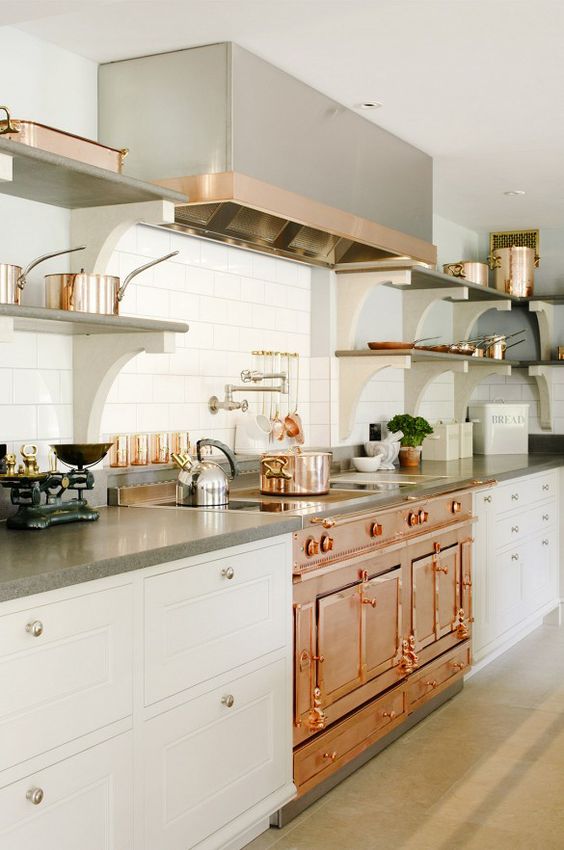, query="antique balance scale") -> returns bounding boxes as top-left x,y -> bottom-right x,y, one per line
0,442 -> 112,530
